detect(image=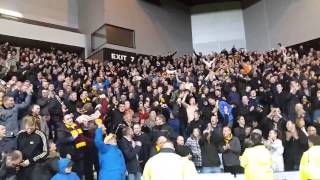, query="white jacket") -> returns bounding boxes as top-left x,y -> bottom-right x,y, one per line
266,139 -> 284,172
